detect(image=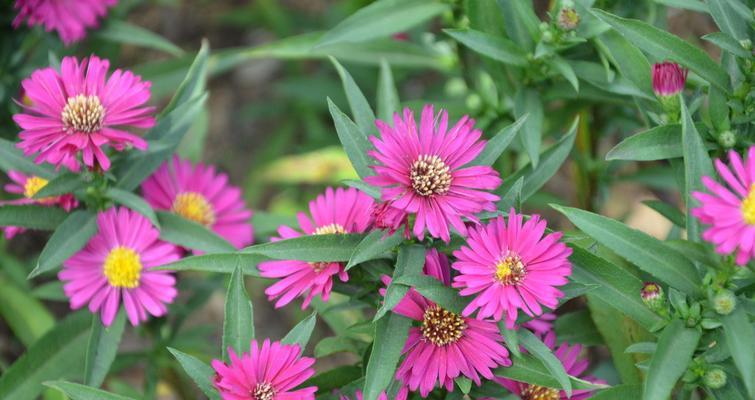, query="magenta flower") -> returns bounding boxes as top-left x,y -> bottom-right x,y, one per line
13,0 -> 117,45
258,187 -> 374,309
371,201 -> 409,238
452,210 -> 572,328
522,312 -> 557,336
652,62 -> 688,97
692,148 -> 755,265
14,56 -> 153,171
212,339 -> 317,400
1,170 -> 78,239
365,105 -> 502,242
59,207 -> 180,326
495,331 -> 604,400
141,156 -> 253,250
383,249 -> 512,397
